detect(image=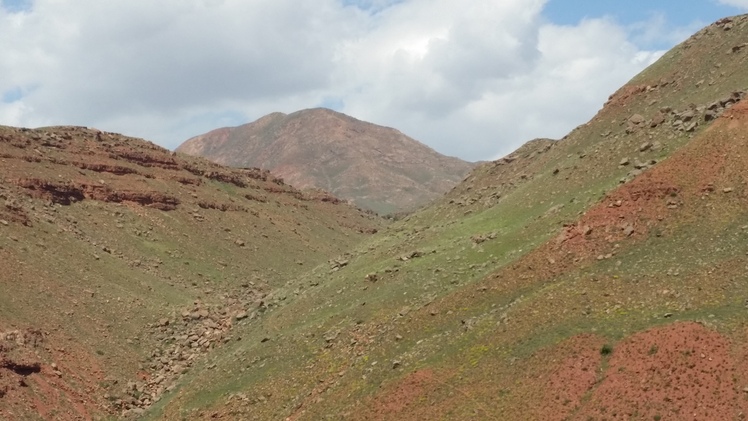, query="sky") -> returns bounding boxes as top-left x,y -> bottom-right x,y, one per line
1,0 -> 747,162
